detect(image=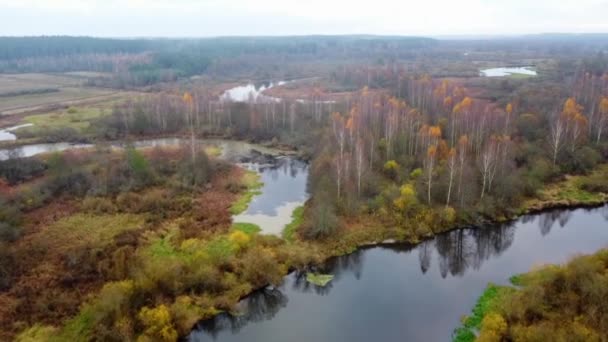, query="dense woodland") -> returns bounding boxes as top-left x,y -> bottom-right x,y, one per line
1,35 -> 608,341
